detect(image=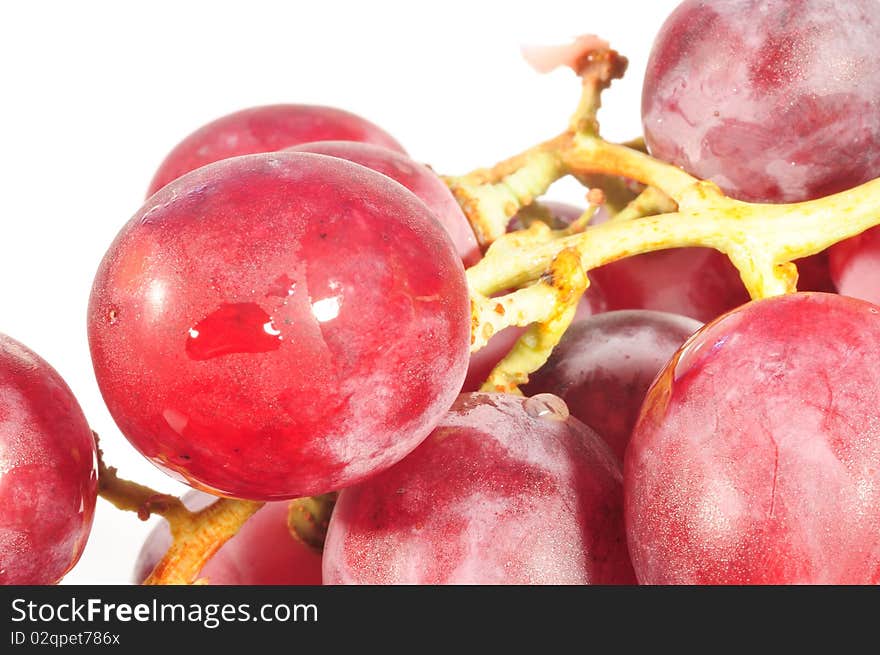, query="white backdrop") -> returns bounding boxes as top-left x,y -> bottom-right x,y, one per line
0,0 -> 682,583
